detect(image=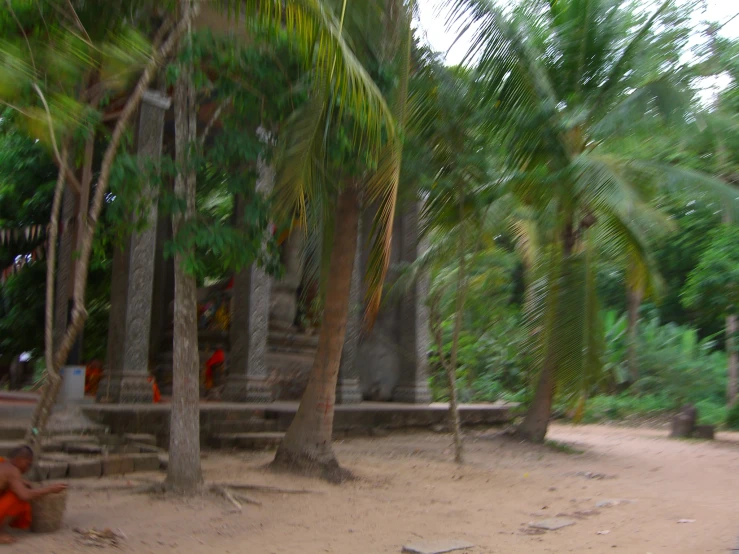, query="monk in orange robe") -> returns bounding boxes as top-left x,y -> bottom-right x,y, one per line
0,446 -> 67,544
147,375 -> 161,403
84,360 -> 103,396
